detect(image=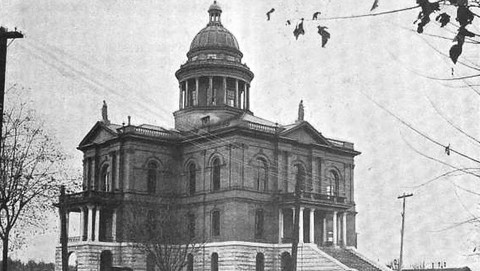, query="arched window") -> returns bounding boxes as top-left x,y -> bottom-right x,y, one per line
255,158 -> 268,191
293,164 -> 306,192
328,170 -> 340,196
255,209 -> 264,239
100,250 -> 113,271
211,252 -> 219,271
281,252 -> 293,271
101,165 -> 110,192
212,210 -> 220,236
147,161 -> 158,194
212,158 -> 221,191
188,163 -> 196,195
256,253 -> 265,271
187,253 -> 194,271
146,252 -> 155,271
